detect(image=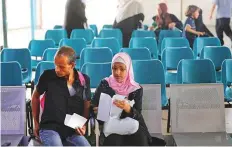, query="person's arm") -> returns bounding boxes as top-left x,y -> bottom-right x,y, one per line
119,88 -> 143,120
185,24 -> 205,36
83,75 -> 91,119
31,71 -> 48,138
210,3 -> 216,19
31,89 -> 41,138
170,14 -> 183,30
